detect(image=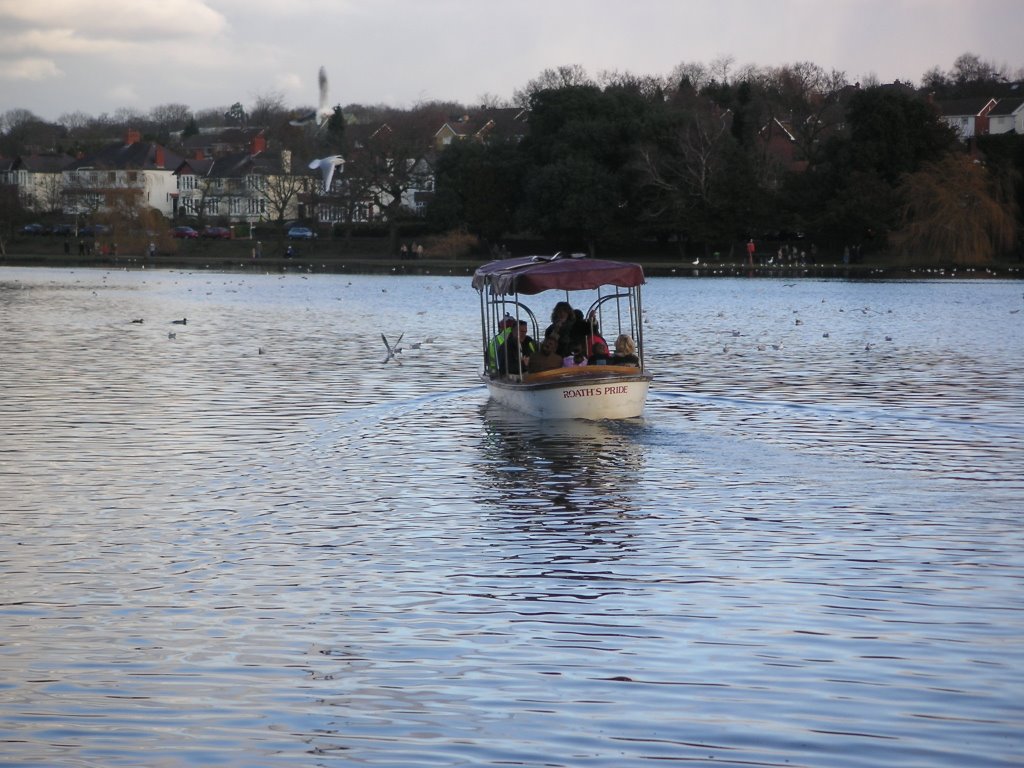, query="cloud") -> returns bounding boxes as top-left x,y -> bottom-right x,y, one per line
0,57 -> 64,80
0,28 -> 138,56
0,0 -> 227,36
